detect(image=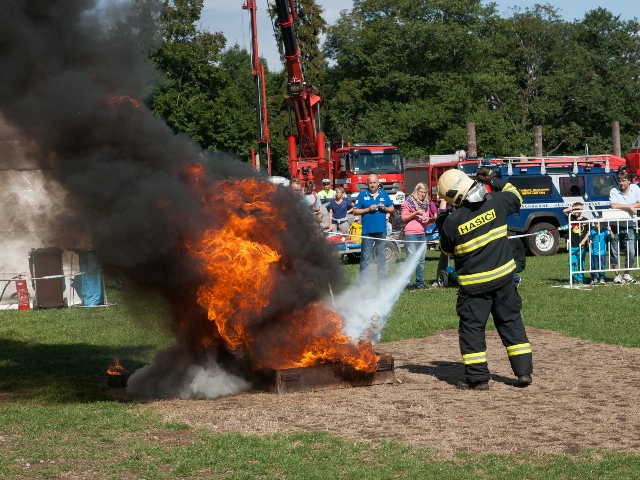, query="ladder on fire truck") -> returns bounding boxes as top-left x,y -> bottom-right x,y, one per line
502,155 -> 612,176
